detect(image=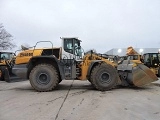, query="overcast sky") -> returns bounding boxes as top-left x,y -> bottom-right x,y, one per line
0,0 -> 160,53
